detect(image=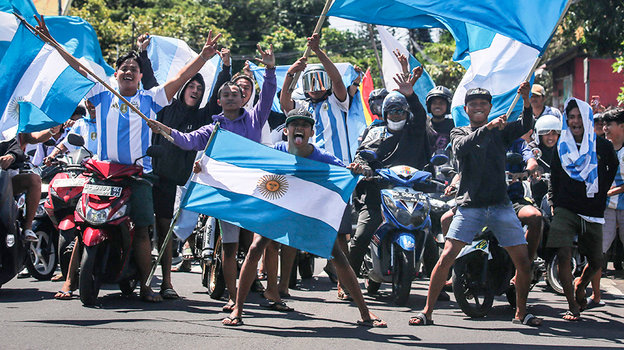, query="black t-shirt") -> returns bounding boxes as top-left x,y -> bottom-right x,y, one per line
428,117 -> 455,154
